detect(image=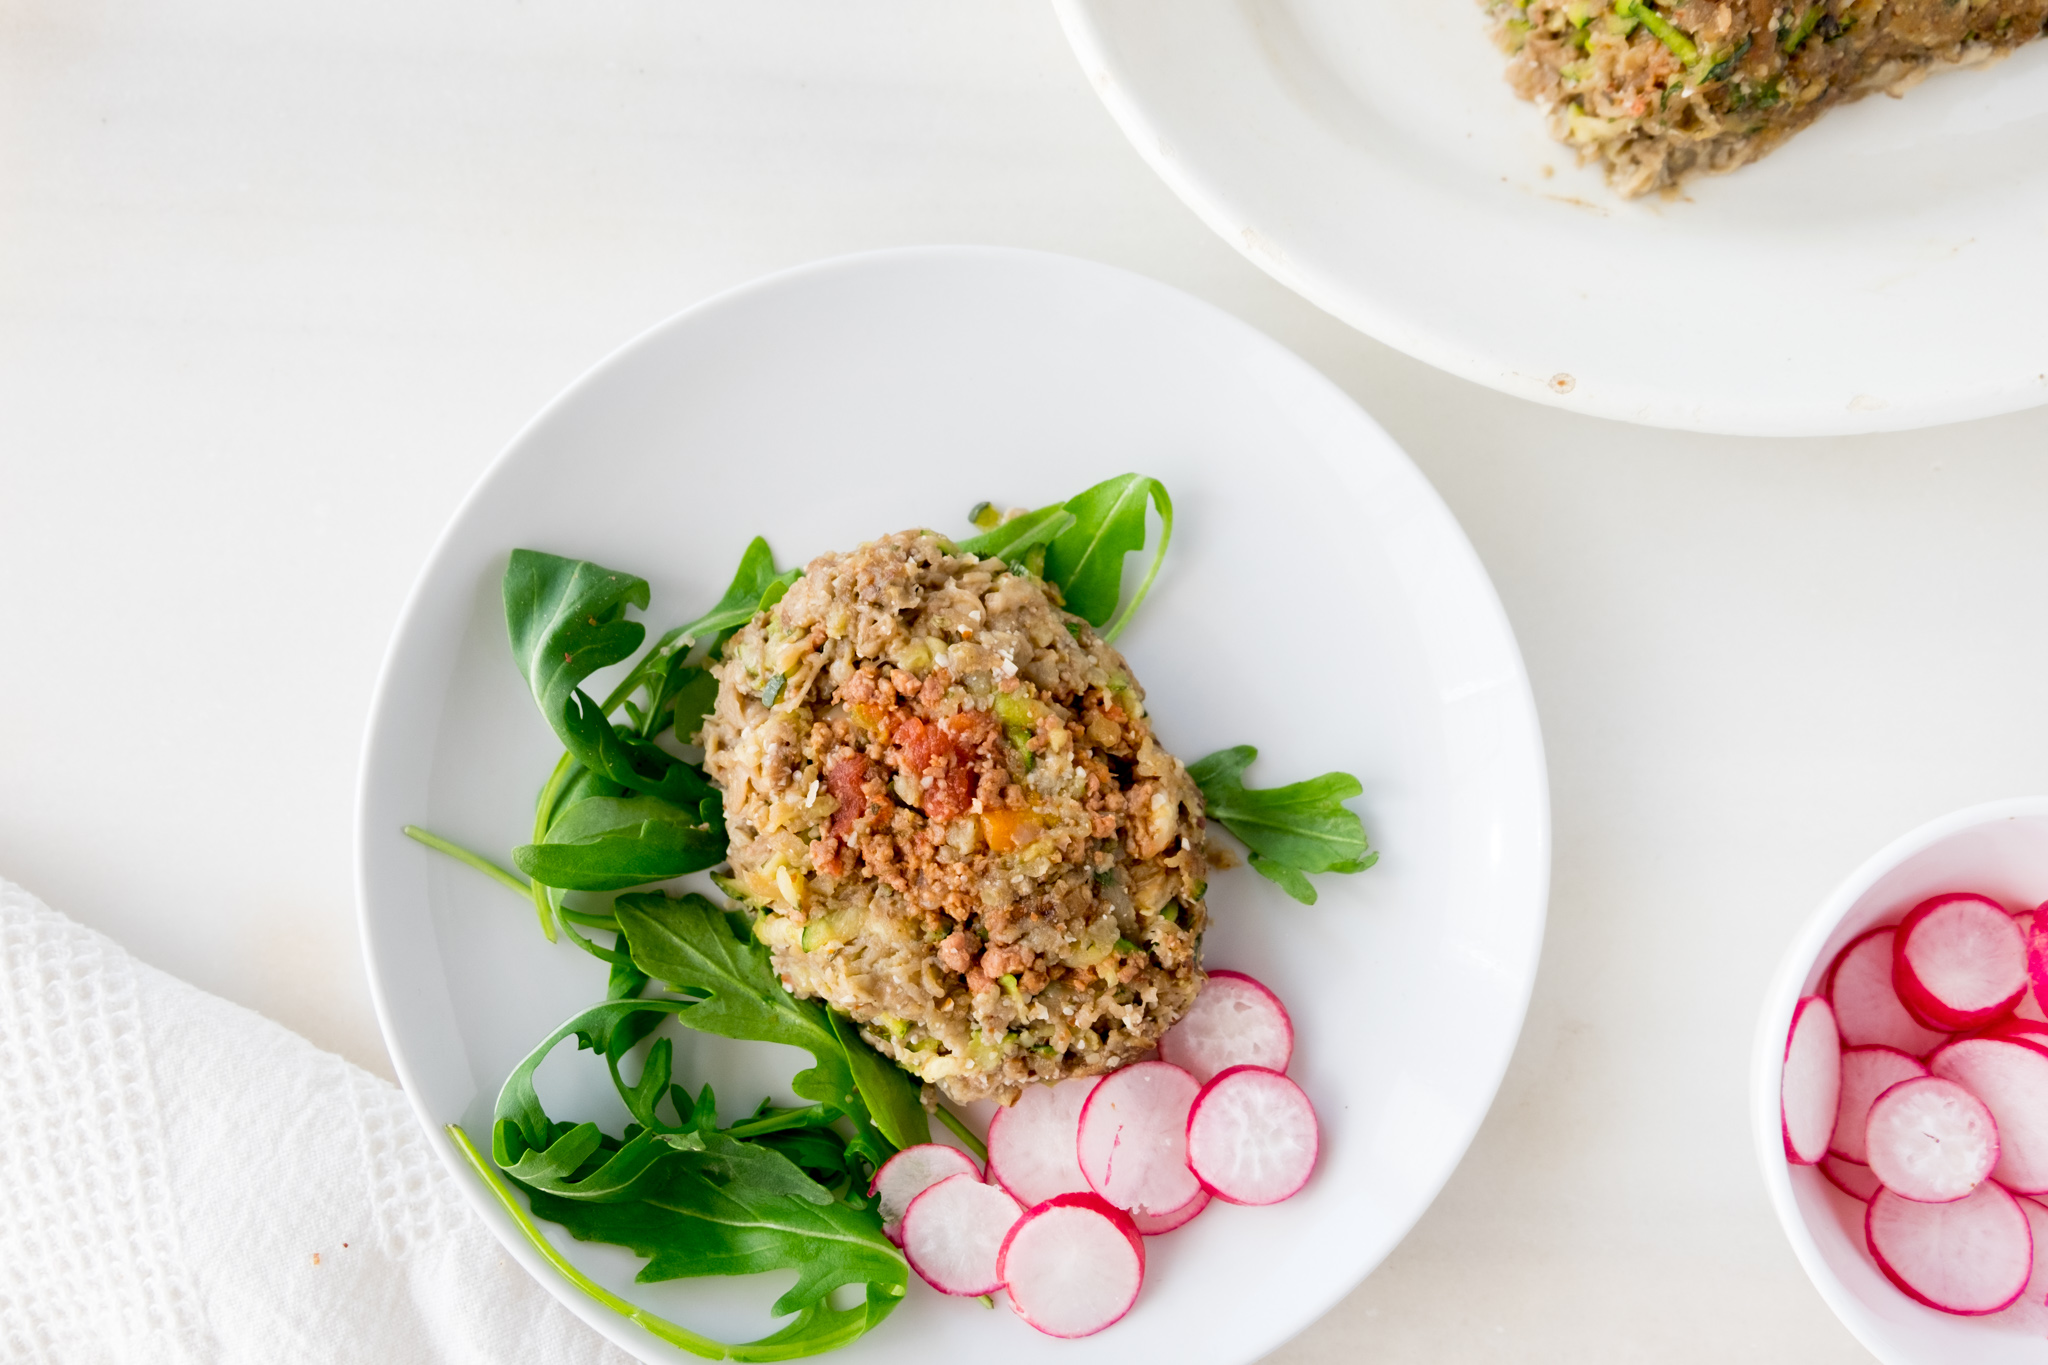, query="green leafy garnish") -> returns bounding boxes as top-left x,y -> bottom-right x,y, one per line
955,504 -> 1078,565
1044,473 -> 1173,642
516,795 -> 727,891
614,892 -> 929,1158
1189,745 -> 1376,905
